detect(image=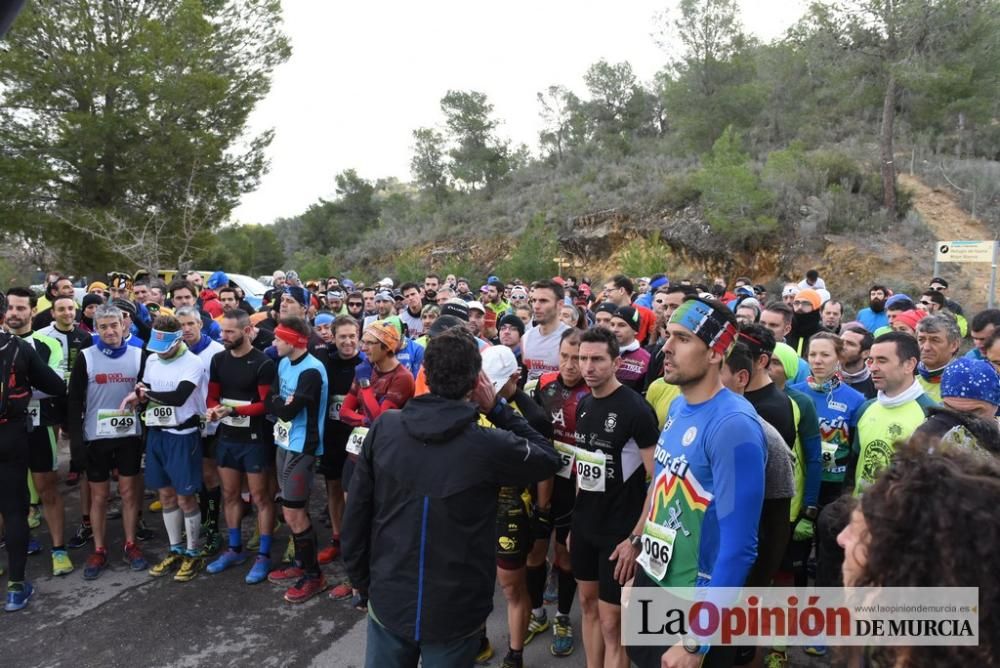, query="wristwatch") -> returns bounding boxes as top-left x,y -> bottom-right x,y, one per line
629,533 -> 642,550
803,505 -> 819,521
683,635 -> 709,655
358,378 -> 371,389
